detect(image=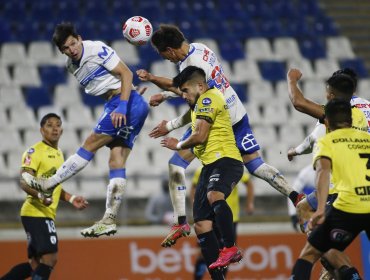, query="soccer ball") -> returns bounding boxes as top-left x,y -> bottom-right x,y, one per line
122,16 -> 153,46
